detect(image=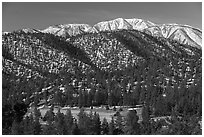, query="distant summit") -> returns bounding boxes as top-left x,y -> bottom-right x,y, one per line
42,24 -> 92,37
9,18 -> 202,49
